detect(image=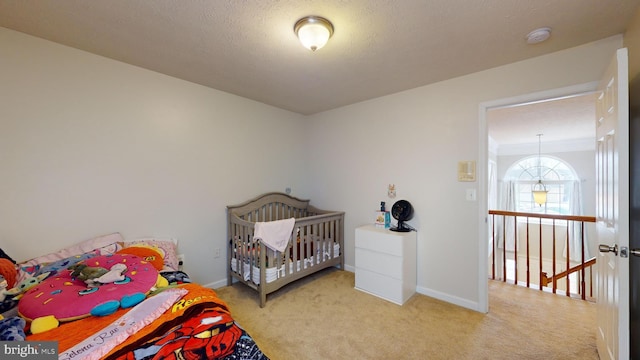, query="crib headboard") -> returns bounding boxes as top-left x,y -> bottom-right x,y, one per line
227,192 -> 317,222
